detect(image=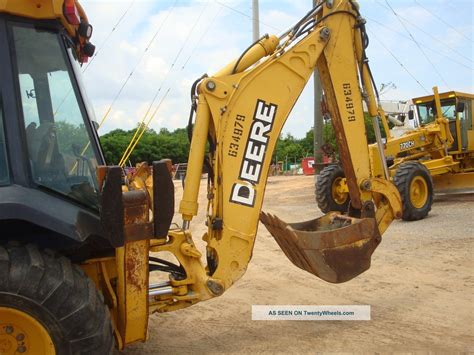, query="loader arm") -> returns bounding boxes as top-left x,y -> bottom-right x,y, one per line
150,0 -> 402,313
